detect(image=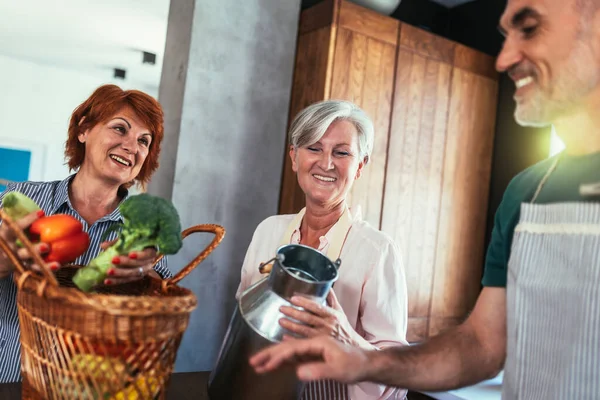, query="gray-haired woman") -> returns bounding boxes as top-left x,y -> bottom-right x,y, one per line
237,100 -> 409,399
